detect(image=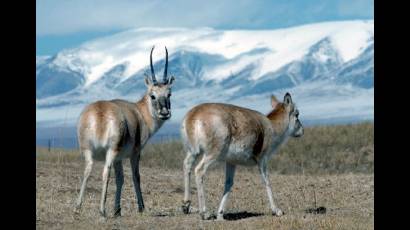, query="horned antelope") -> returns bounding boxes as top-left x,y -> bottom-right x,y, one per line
180,93 -> 303,220
74,46 -> 175,218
